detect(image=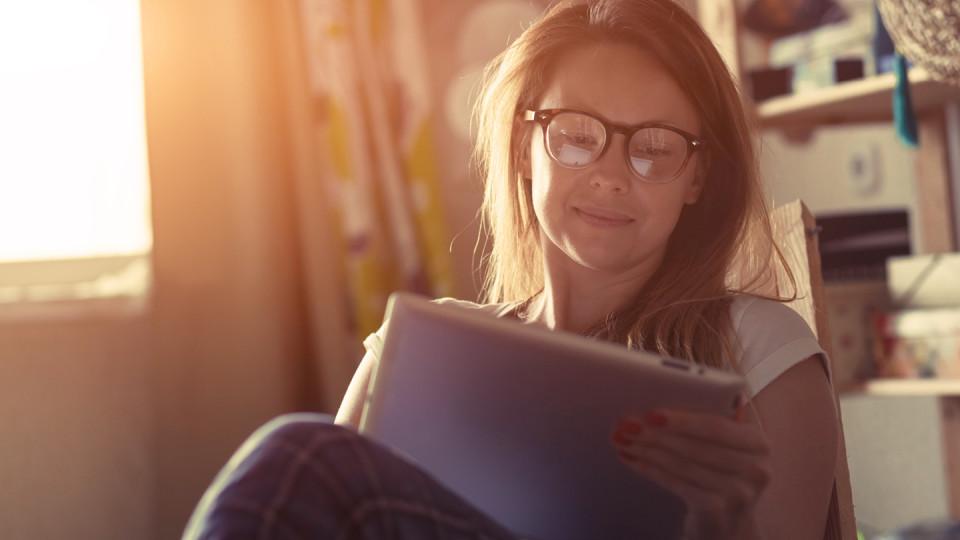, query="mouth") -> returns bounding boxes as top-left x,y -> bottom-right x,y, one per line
574,206 -> 635,227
